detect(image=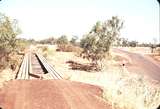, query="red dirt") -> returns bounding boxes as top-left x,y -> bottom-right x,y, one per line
113,55 -> 131,66
148,54 -> 160,62
0,80 -> 112,109
113,48 -> 160,81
